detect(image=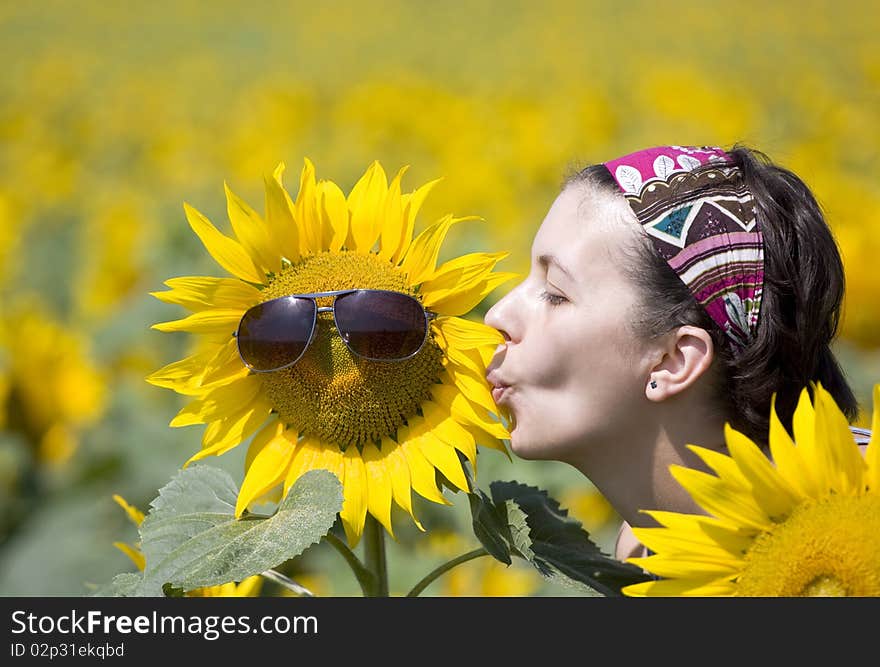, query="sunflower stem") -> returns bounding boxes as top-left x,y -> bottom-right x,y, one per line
405,547 -> 490,597
362,515 -> 389,597
323,531 -> 375,596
